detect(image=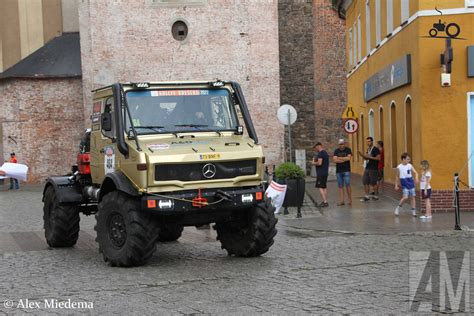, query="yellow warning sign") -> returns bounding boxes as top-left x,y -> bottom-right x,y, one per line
342,105 -> 357,119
